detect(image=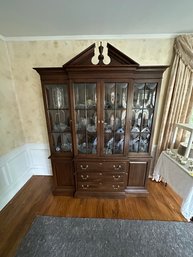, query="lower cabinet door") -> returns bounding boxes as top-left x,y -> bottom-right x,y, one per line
51,158 -> 75,195
128,161 -> 148,187
126,160 -> 150,195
